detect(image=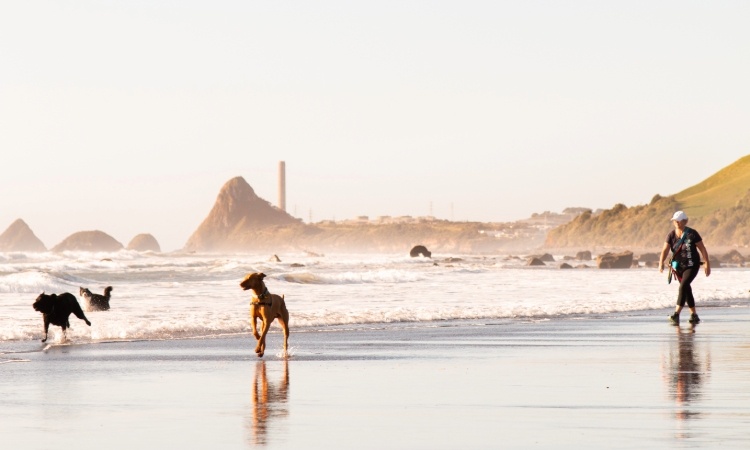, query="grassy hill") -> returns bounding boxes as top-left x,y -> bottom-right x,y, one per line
674,154 -> 750,217
546,155 -> 750,249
